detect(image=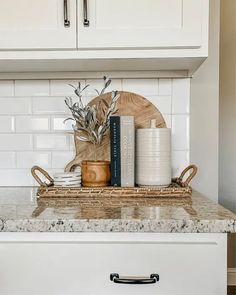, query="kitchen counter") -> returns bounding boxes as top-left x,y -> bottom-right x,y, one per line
0,187 -> 235,233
